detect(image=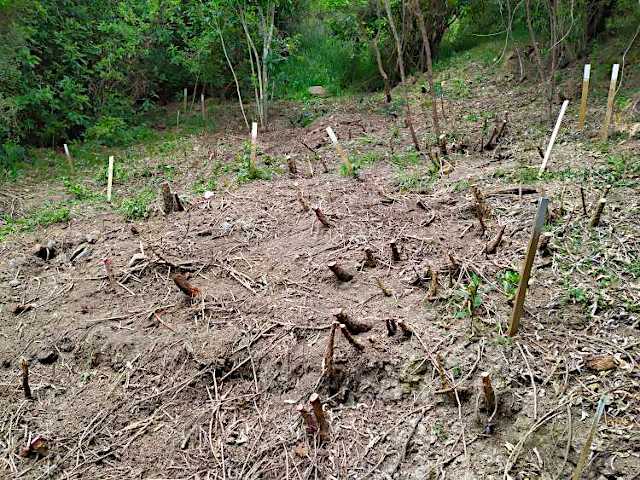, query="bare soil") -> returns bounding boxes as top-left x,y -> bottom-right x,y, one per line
1,59 -> 639,479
